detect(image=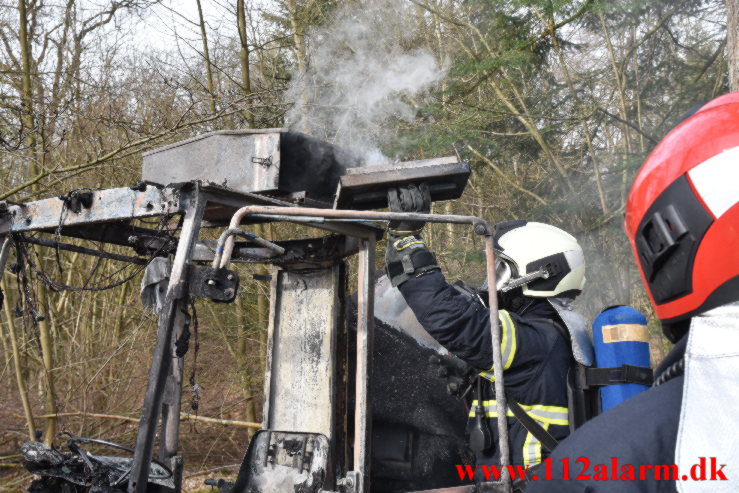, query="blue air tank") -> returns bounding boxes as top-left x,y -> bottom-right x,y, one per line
592,306 -> 651,412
